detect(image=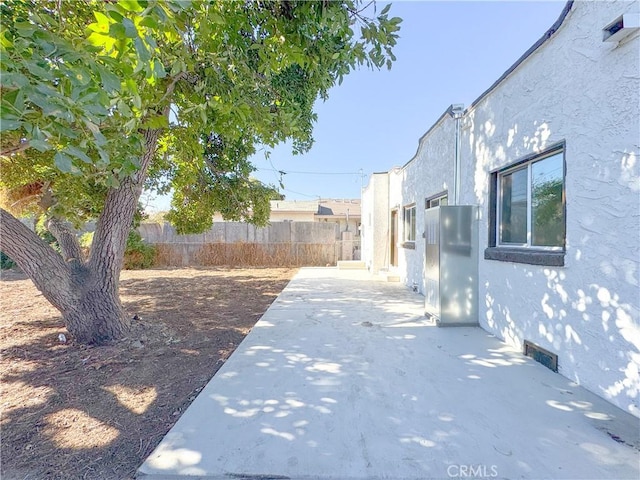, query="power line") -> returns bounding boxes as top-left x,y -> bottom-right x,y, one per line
256,157 -> 364,198
255,167 -> 363,176
281,188 -> 320,199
